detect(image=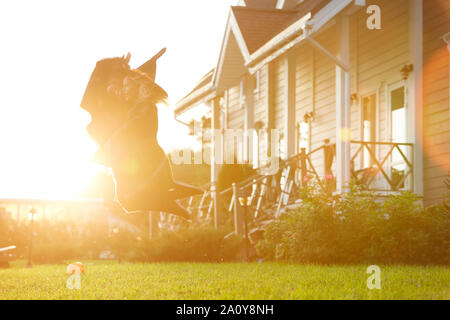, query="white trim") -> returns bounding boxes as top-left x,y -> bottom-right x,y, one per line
305,35 -> 349,71
409,0 -> 424,196
175,84 -> 215,114
247,0 -> 357,73
276,0 -> 285,9
387,80 -> 406,143
229,10 -> 251,62
211,98 -> 221,184
359,90 -> 378,169
335,14 -> 351,193
213,12 -> 233,88
247,12 -> 312,65
387,81 -> 412,191
213,10 -> 251,90
284,51 -> 297,158
244,74 -> 255,163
